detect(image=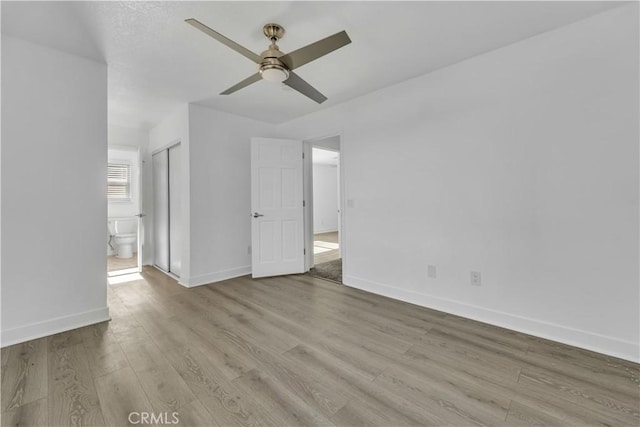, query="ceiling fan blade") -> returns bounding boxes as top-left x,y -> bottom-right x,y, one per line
220,73 -> 262,95
279,31 -> 351,70
284,71 -> 327,104
185,18 -> 262,64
